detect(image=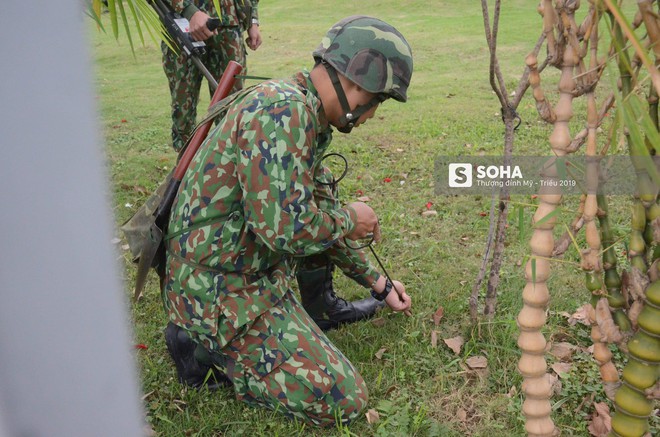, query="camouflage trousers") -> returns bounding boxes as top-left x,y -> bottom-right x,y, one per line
202,289 -> 368,426
161,27 -> 246,152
